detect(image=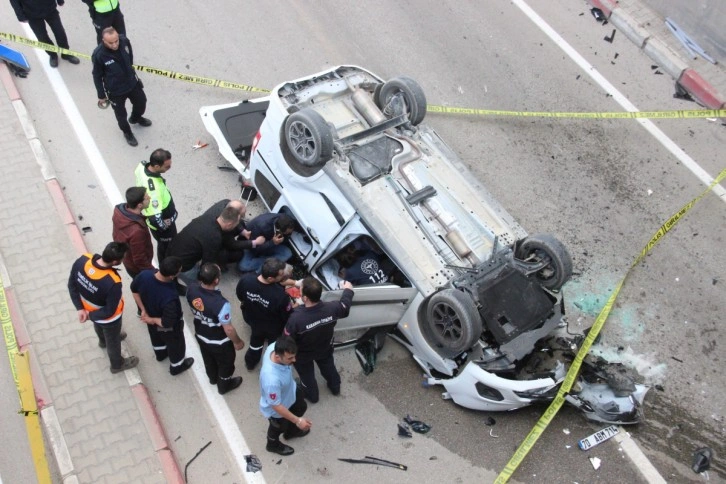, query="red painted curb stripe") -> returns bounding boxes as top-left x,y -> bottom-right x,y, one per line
0,62 -> 21,101
130,384 -> 185,483
678,69 -> 726,110
130,384 -> 169,451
